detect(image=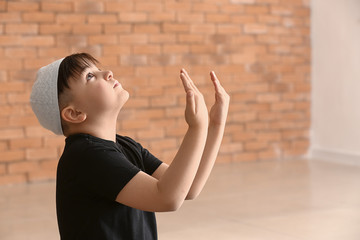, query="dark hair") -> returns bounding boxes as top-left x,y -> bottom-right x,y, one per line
57,52 -> 99,96
57,53 -> 99,135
